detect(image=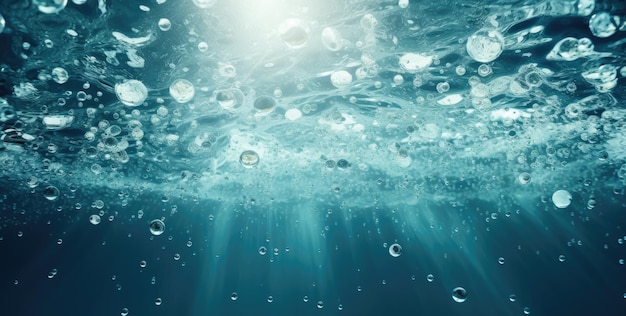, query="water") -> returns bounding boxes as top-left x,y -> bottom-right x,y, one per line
0,0 -> 625,315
